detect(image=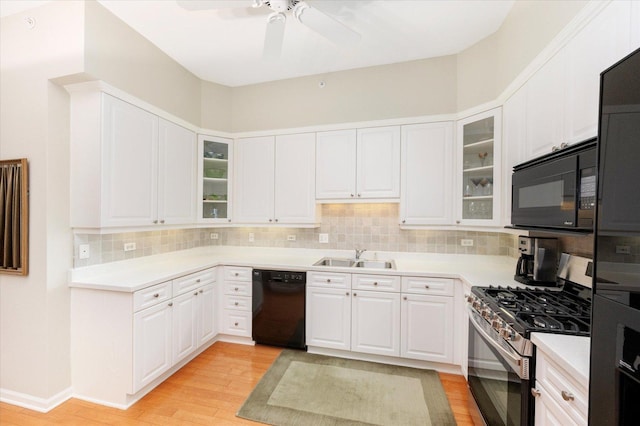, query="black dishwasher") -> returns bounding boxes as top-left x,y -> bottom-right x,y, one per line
252,269 -> 306,349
